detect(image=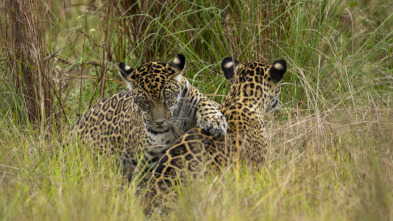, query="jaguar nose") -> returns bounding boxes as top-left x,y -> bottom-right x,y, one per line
155,119 -> 166,125
151,103 -> 166,125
